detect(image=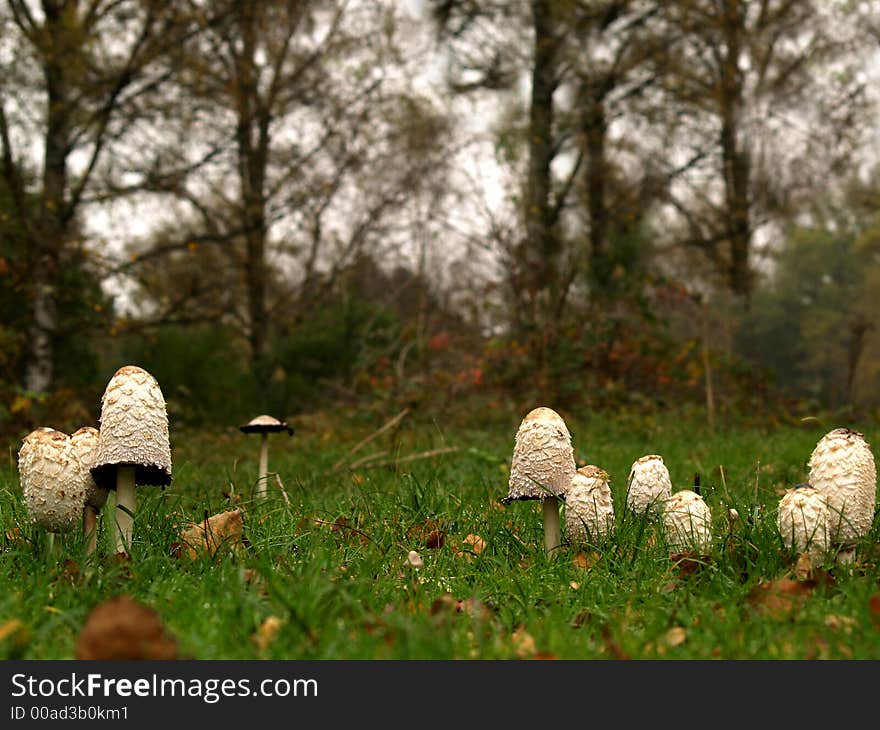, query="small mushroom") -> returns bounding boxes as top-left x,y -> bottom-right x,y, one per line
90,366 -> 172,554
661,489 -> 712,556
18,428 -> 85,542
625,454 -> 673,517
776,483 -> 830,566
807,428 -> 876,562
70,426 -> 106,555
564,465 -> 614,547
239,415 -> 294,499
501,407 -> 576,557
